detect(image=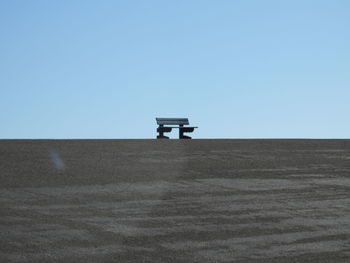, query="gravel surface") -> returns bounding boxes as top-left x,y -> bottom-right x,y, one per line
1,139 -> 350,262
